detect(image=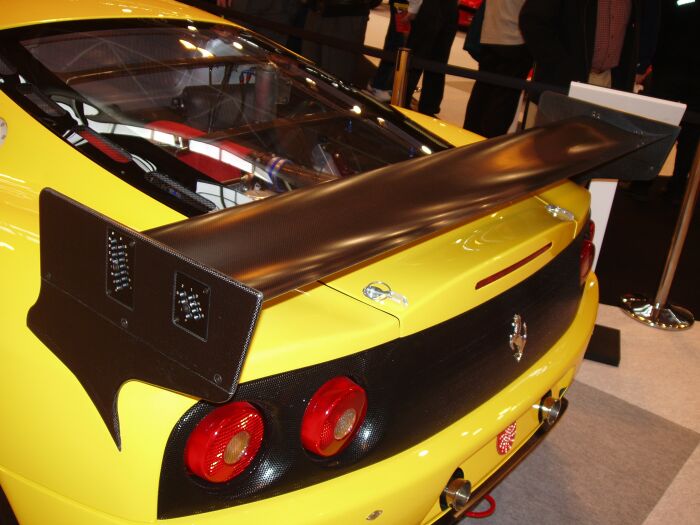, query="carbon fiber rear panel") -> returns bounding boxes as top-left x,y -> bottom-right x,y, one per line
158,231 -> 584,518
